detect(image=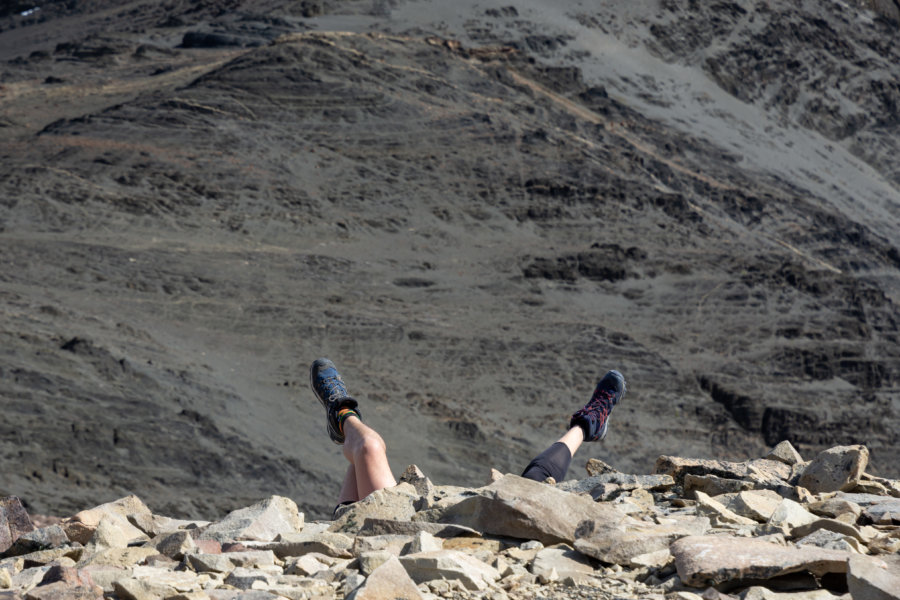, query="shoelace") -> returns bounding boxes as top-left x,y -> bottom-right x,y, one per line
318,375 -> 347,401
